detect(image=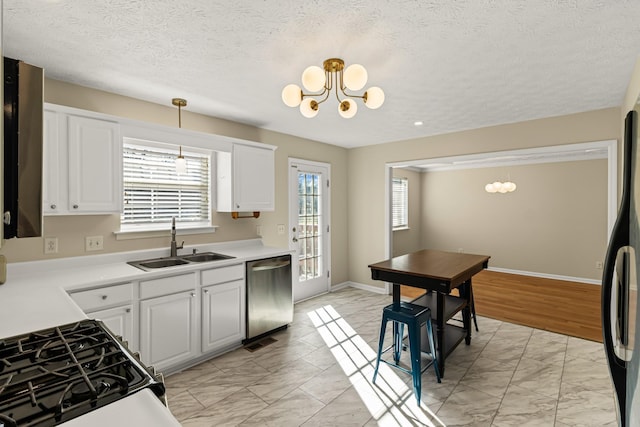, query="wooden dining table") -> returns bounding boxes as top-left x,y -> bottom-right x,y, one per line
369,249 -> 490,376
